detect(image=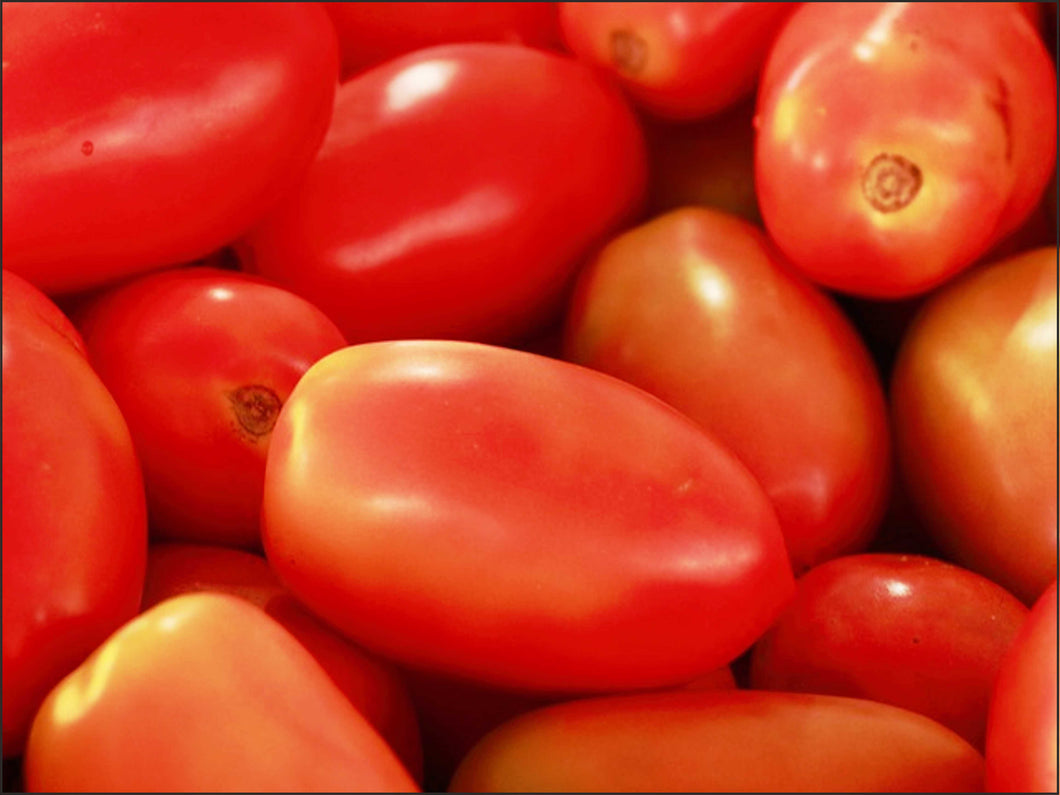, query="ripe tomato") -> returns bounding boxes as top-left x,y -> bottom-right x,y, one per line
73,267 -> 347,549
24,593 -> 418,792
2,271 -> 147,757
238,43 -> 647,345
564,208 -> 891,573
2,3 -> 338,295
263,340 -> 793,693
755,2 -> 1057,297
749,553 -> 1029,749
559,3 -> 797,120
449,690 -> 985,792
325,2 -> 561,79
985,580 -> 1058,791
891,247 -> 1057,604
